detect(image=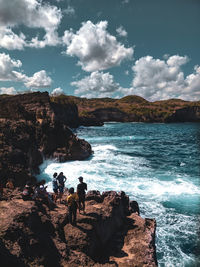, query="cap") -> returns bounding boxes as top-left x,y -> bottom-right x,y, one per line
78,176 -> 83,181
